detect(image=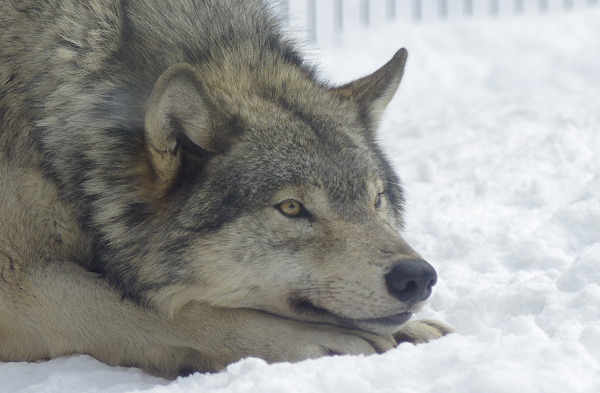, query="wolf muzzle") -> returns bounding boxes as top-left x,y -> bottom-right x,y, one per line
385,259 -> 437,305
